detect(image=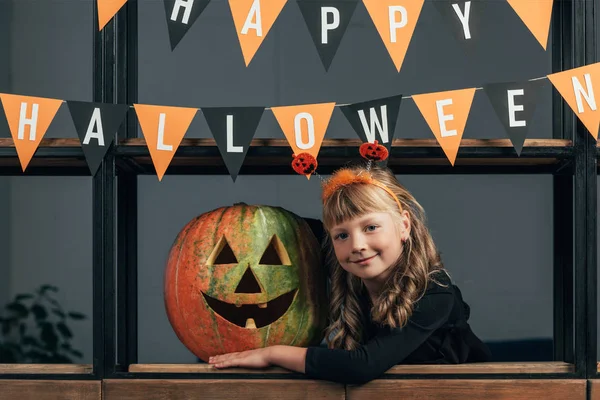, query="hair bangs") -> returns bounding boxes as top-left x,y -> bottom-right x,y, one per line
323,183 -> 395,229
